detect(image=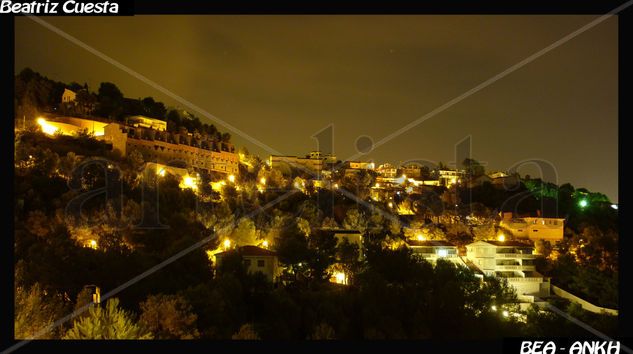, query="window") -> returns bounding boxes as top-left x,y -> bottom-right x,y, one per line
244,259 -> 251,267
257,260 -> 265,267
